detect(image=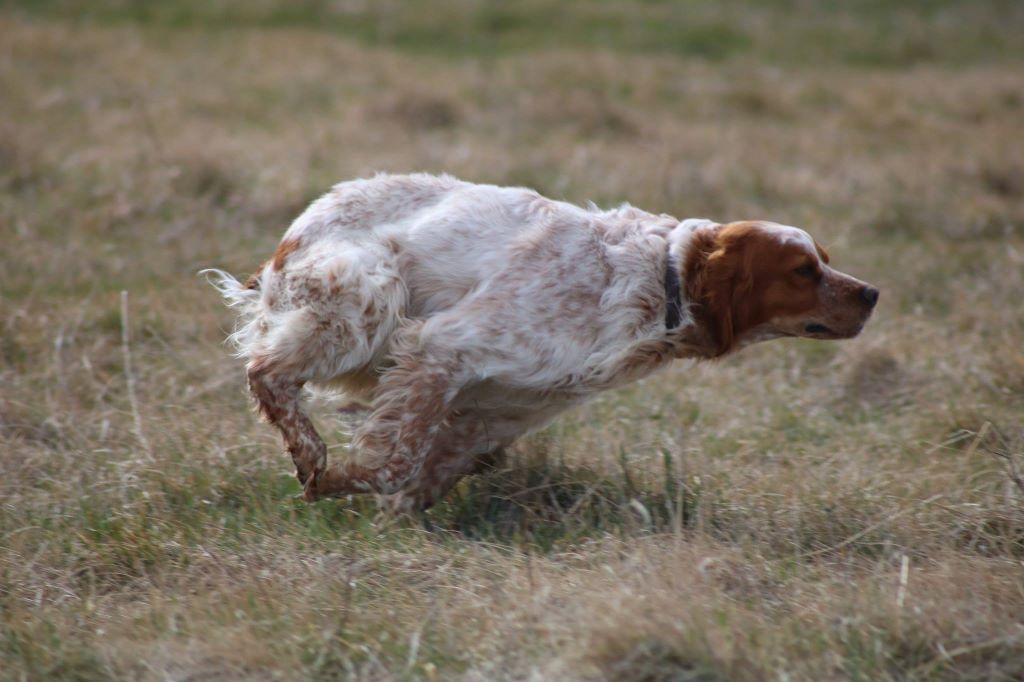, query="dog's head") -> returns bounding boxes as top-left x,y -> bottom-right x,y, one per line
685,220 -> 878,356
